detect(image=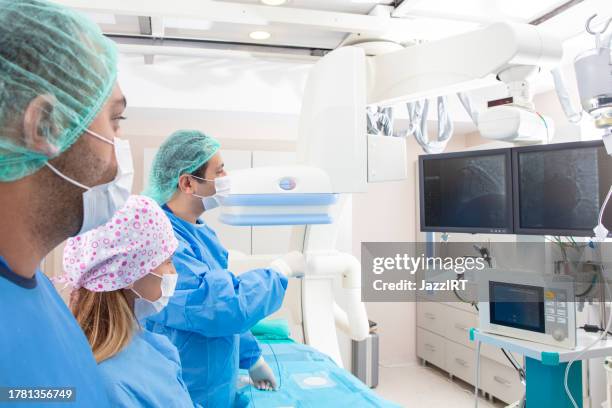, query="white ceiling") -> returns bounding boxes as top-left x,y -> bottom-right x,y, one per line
217,0 -> 395,15
392,0 -> 568,23
74,0 -> 611,49
60,0 -> 612,132
166,23 -> 348,49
